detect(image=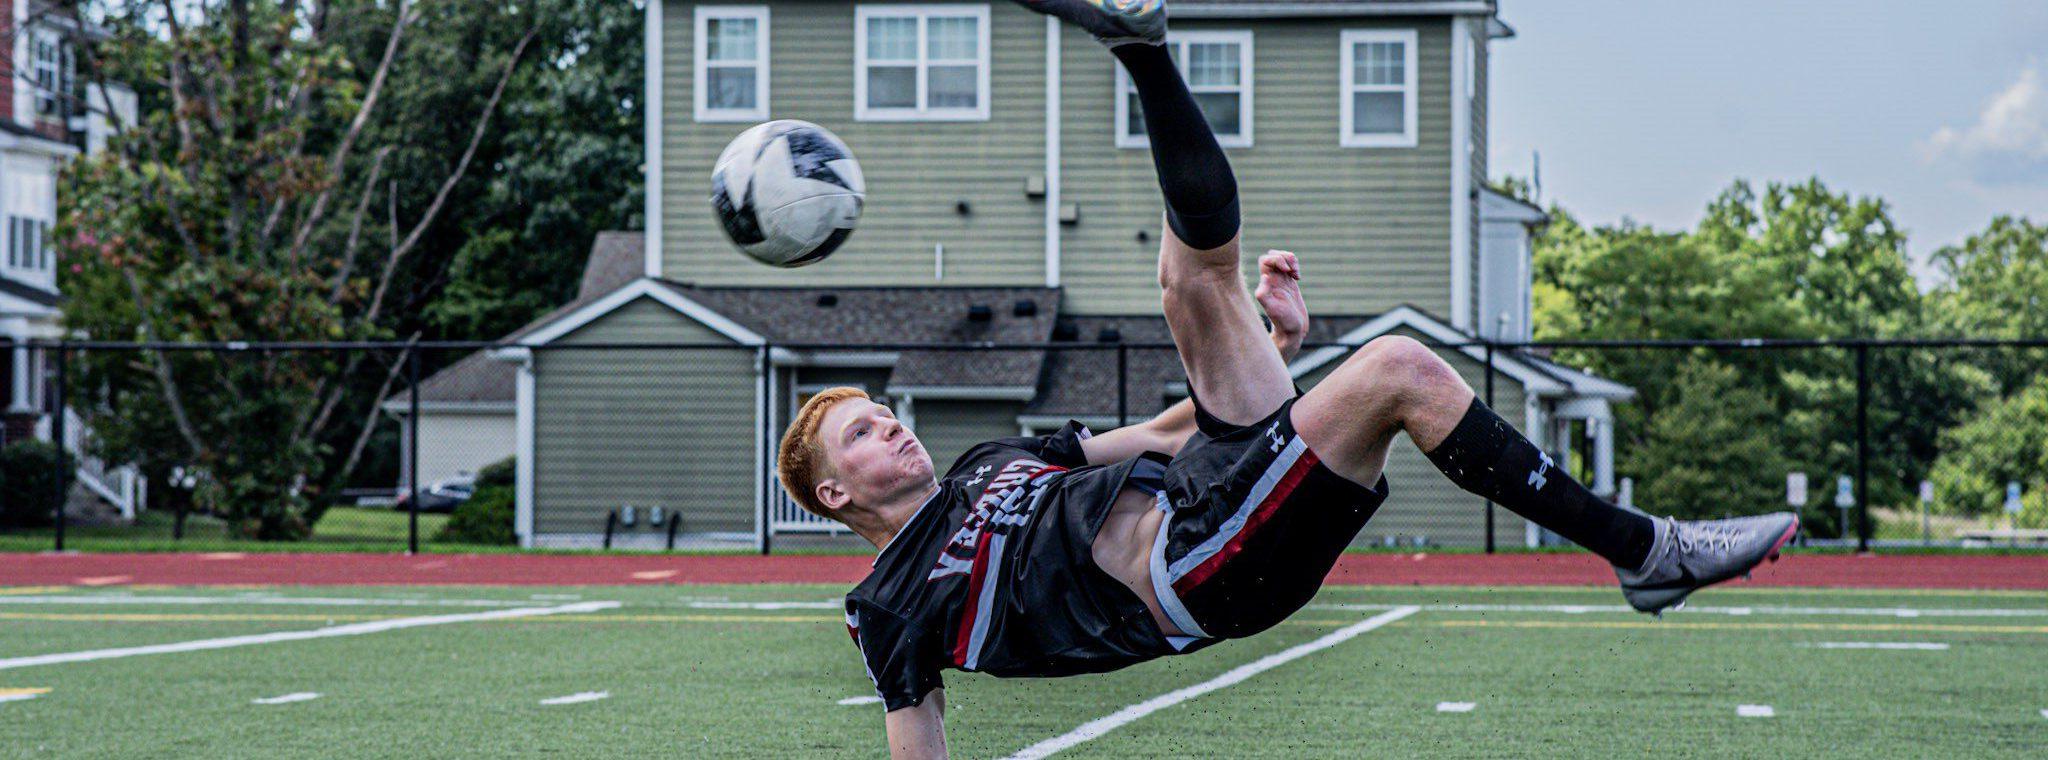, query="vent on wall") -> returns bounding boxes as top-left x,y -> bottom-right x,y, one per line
967,305 -> 993,322
1013,300 -> 1038,317
816,294 -> 838,308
